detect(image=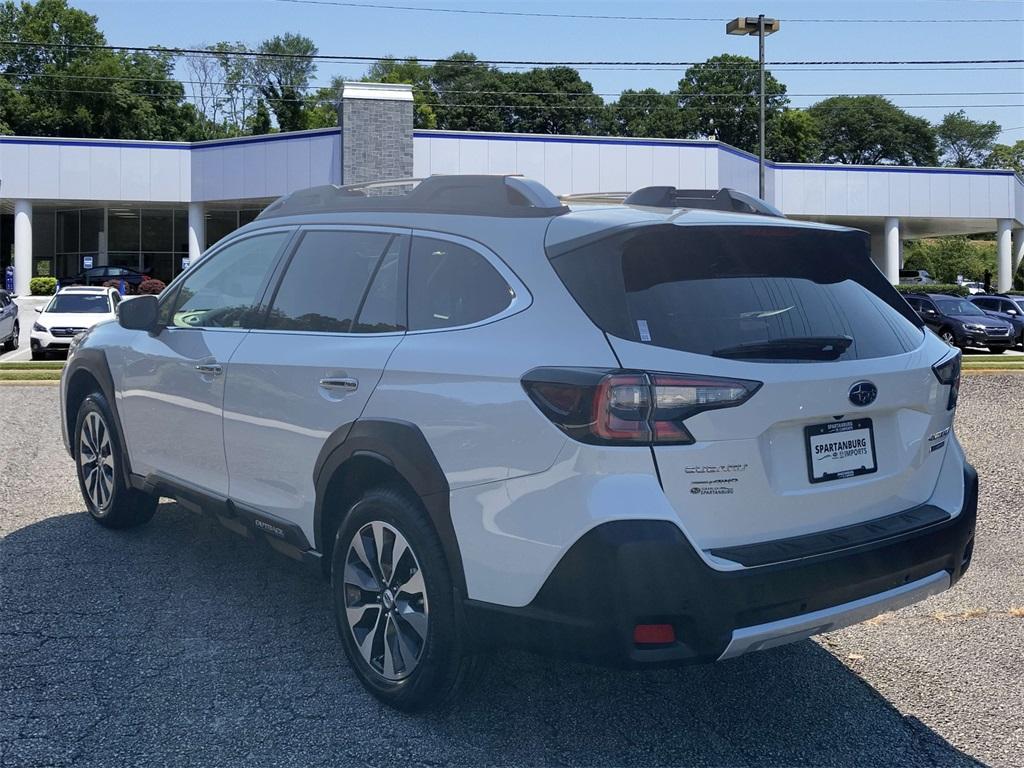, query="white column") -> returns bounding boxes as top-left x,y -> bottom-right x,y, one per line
13,200 -> 32,296
1012,228 -> 1024,280
996,219 -> 1012,293
187,202 -> 206,264
869,231 -> 886,273
883,217 -> 901,285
